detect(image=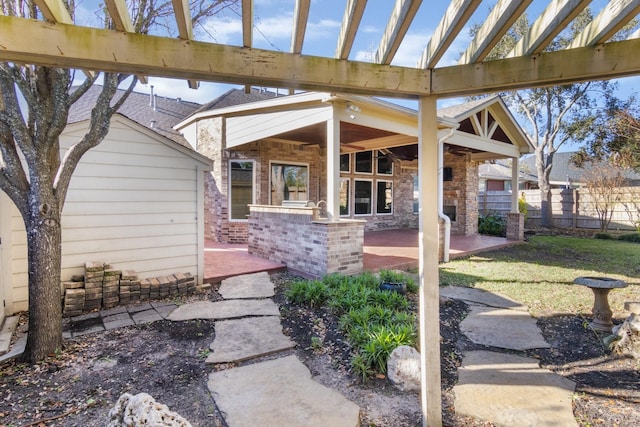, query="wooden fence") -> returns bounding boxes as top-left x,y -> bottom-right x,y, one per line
479,188 -> 640,231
